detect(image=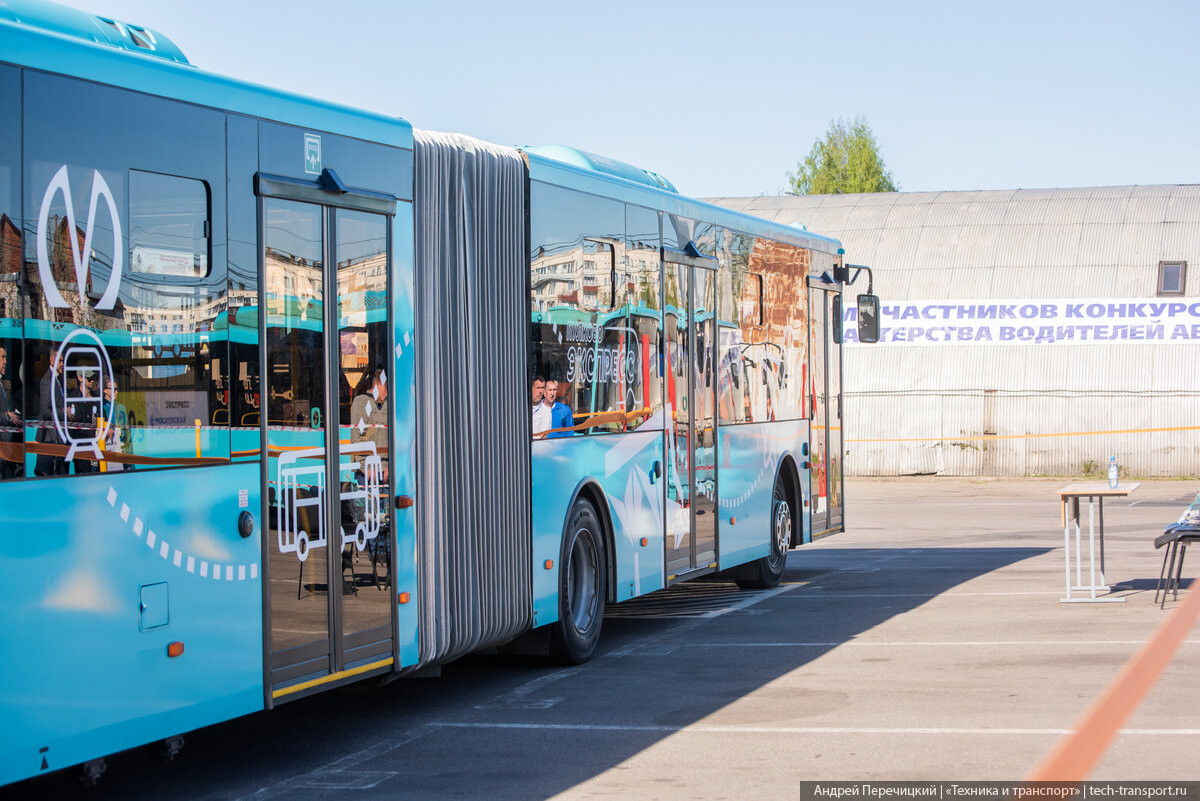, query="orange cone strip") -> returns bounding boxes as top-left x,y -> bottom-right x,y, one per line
1028,572 -> 1200,781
